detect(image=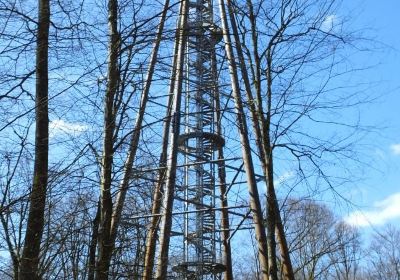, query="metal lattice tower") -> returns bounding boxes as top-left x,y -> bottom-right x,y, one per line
172,0 -> 225,278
